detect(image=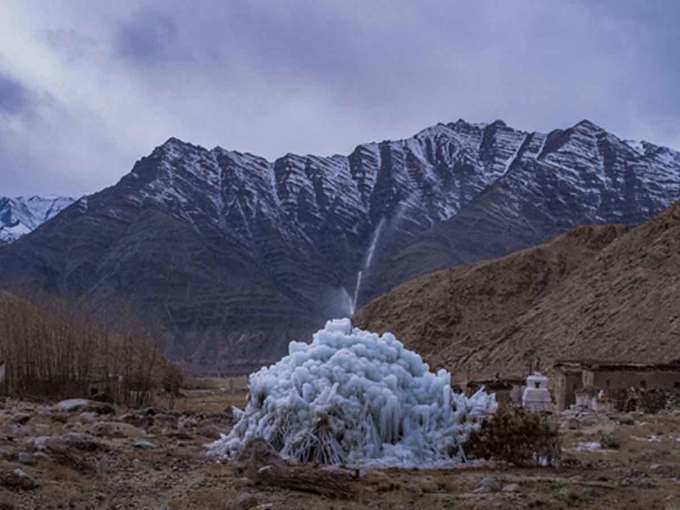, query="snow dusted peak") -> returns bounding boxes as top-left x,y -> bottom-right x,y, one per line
445,119 -> 494,140
572,119 -> 605,133
161,136 -> 192,149
0,195 -> 75,244
413,123 -> 454,140
624,139 -> 646,155
154,136 -> 206,160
